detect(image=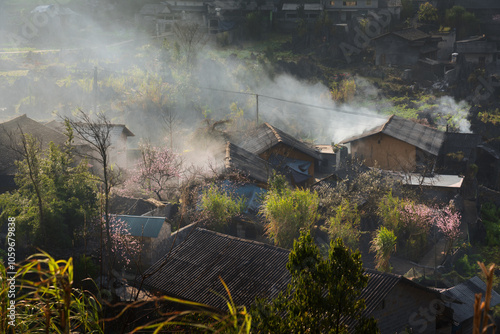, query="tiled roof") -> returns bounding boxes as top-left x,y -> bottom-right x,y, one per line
393,28 -> 430,41
238,123 -> 322,160
141,228 -> 292,310
456,40 -> 498,54
225,142 -> 273,184
0,115 -> 68,174
340,116 -> 445,156
112,215 -> 166,238
141,229 -> 439,315
442,276 -> 500,323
